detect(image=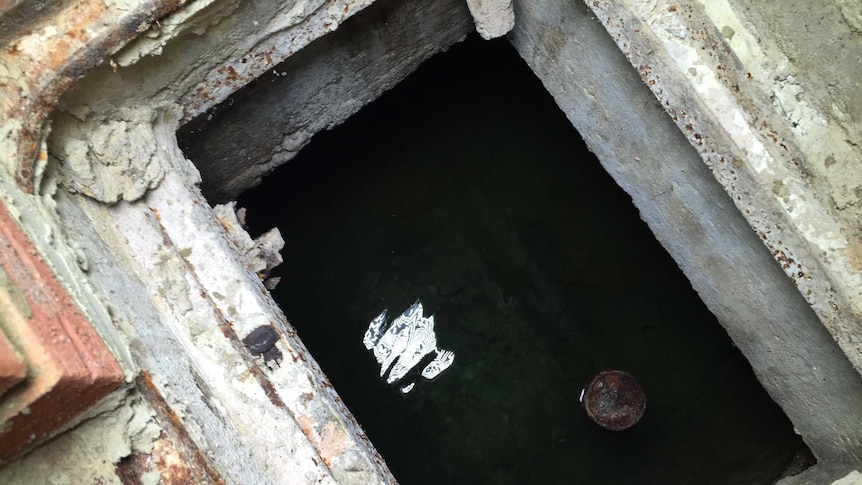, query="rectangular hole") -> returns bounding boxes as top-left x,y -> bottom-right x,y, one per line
179,33 -> 812,484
